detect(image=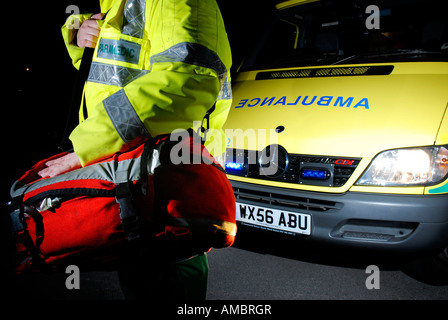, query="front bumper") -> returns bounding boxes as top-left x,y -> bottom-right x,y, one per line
231,180 -> 448,254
